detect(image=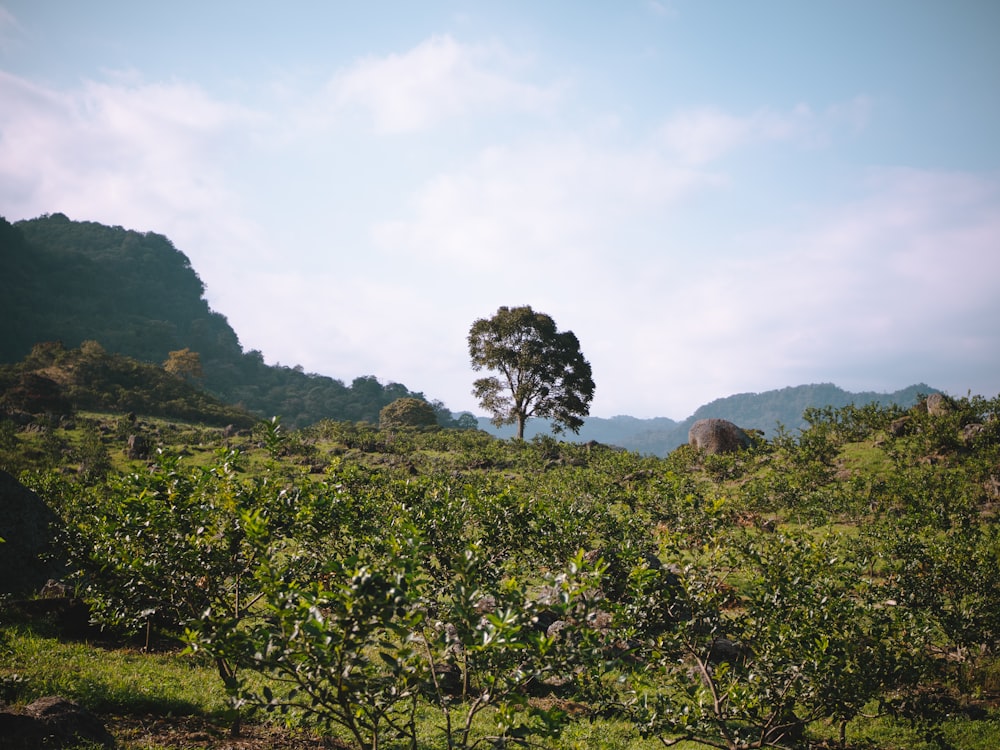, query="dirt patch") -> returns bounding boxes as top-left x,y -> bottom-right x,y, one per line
109,715 -> 351,749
